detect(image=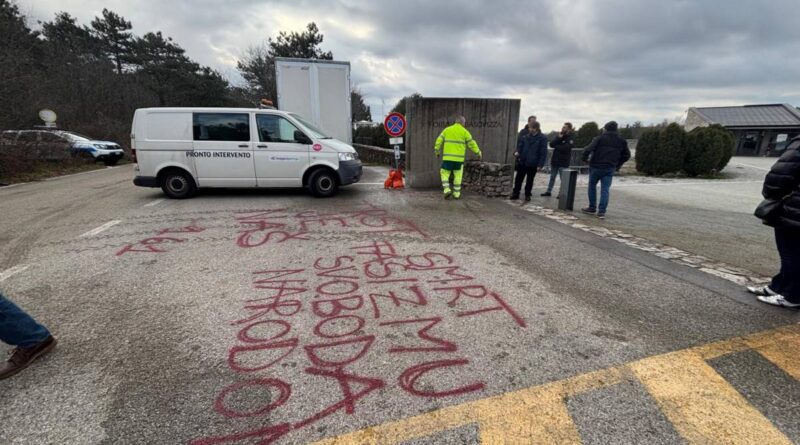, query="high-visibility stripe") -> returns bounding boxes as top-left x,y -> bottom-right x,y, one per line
443,154 -> 465,159
444,139 -> 467,144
